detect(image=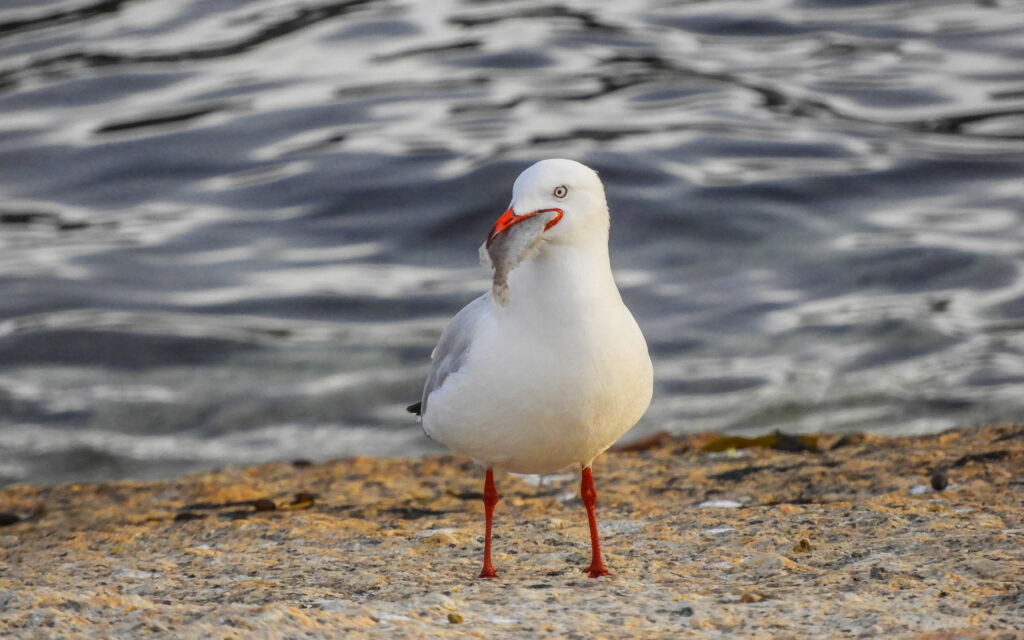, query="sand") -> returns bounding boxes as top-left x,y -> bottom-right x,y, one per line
1,424 -> 1021,639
